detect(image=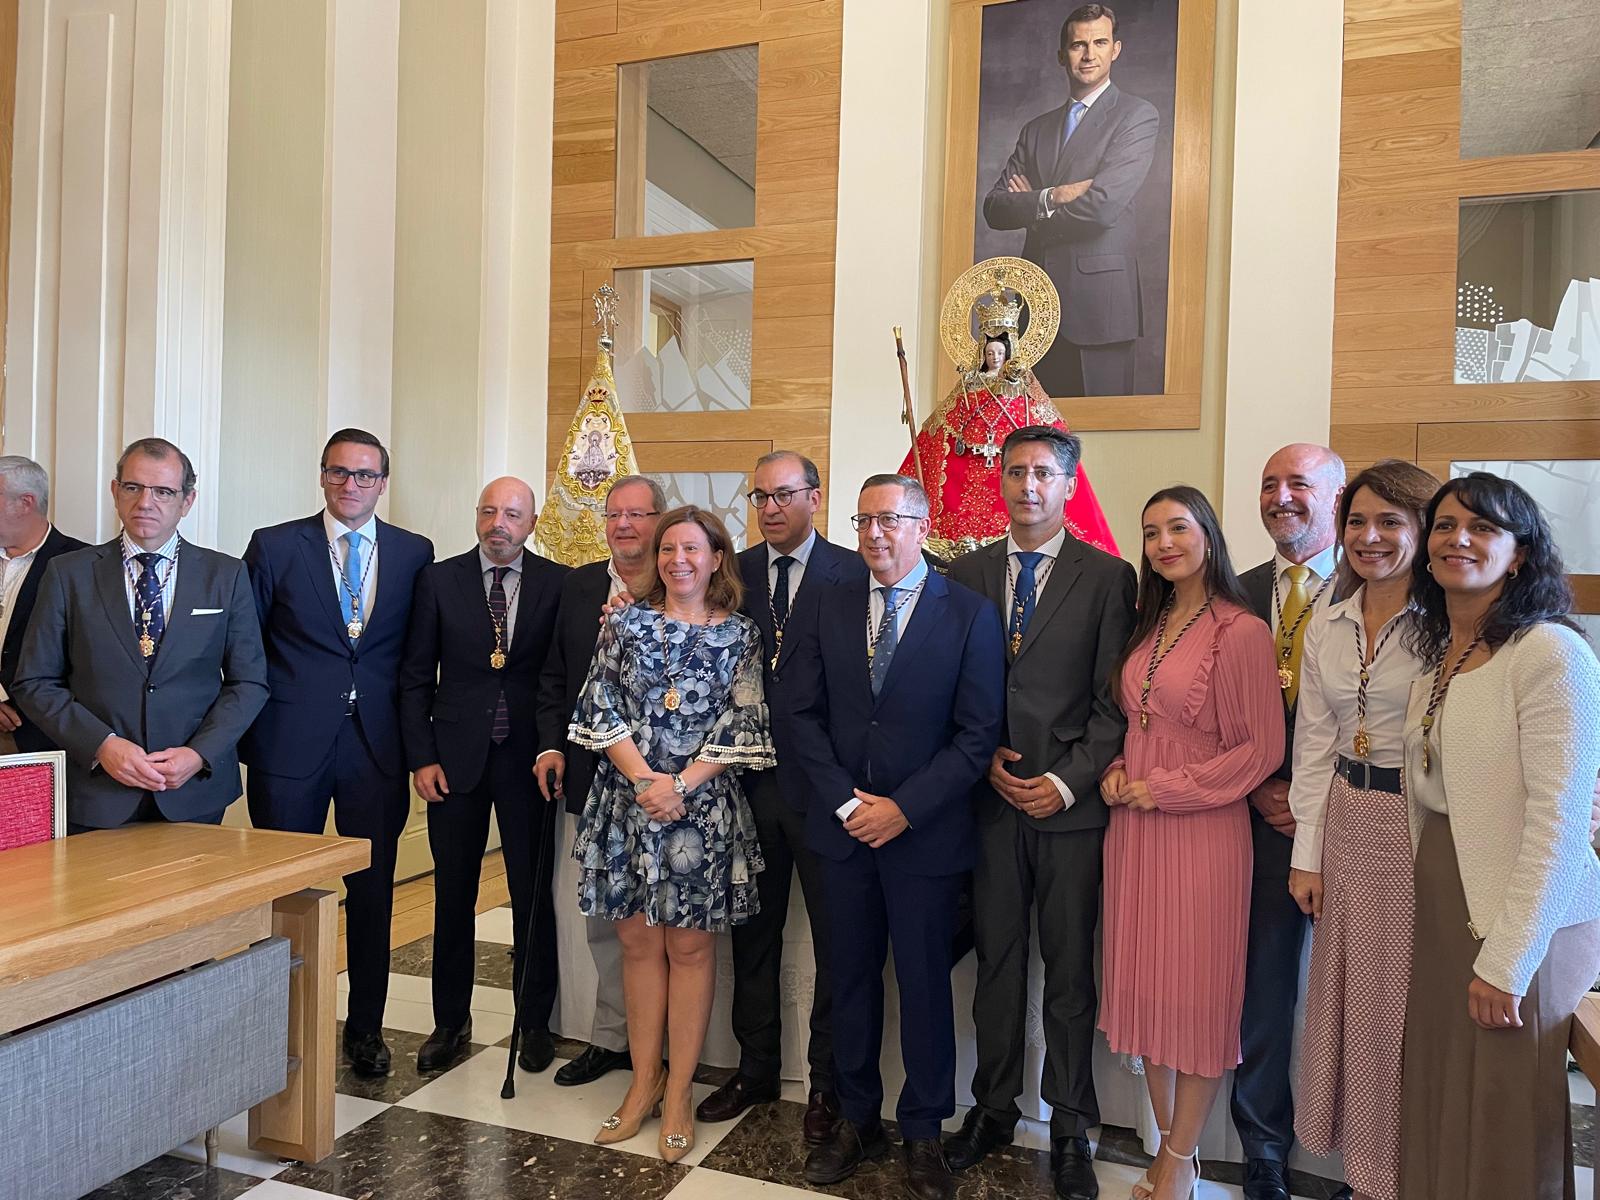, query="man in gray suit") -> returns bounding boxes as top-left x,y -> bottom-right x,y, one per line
13,437 -> 268,832
982,4 -> 1159,398
944,427 -> 1135,1200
